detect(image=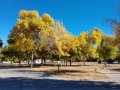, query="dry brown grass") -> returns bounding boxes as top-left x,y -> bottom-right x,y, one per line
32,62 -> 108,80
